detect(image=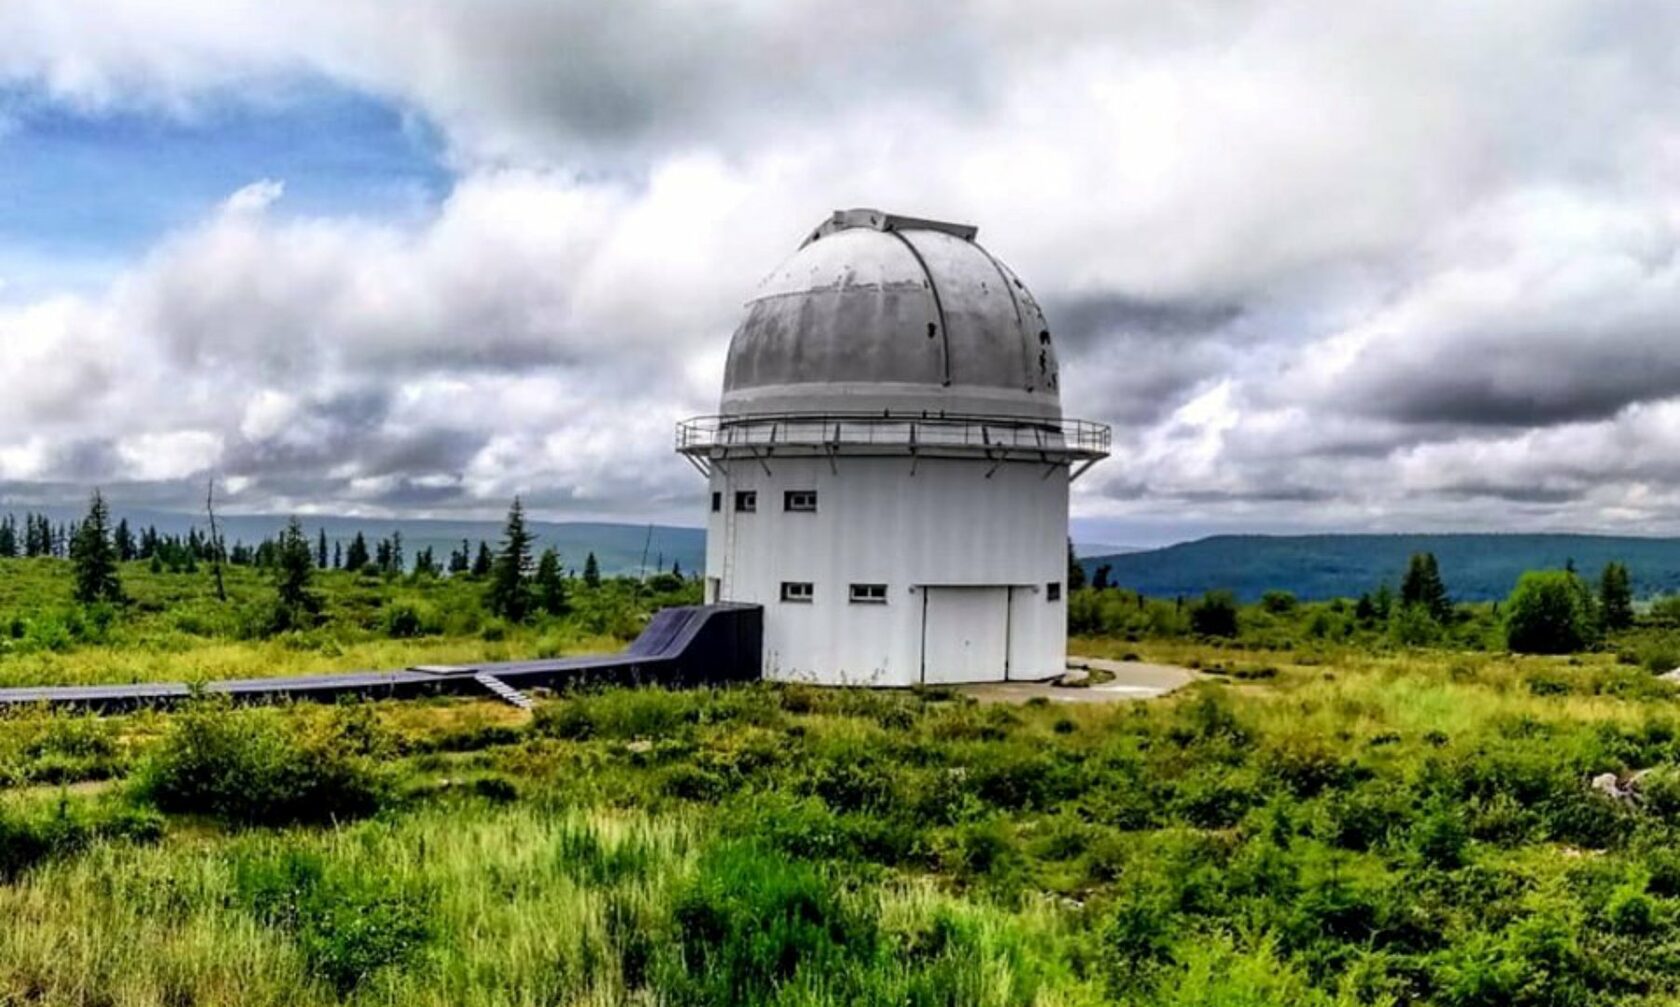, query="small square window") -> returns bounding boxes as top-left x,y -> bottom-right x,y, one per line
711,491 -> 722,512
780,581 -> 813,603
735,491 -> 757,512
849,583 -> 888,604
784,490 -> 818,512
1046,582 -> 1062,602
